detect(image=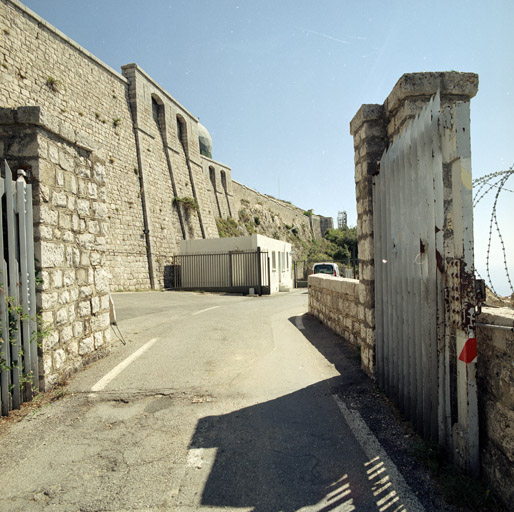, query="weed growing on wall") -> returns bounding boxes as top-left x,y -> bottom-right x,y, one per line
216,217 -> 240,238
45,76 -> 64,93
173,196 -> 199,212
